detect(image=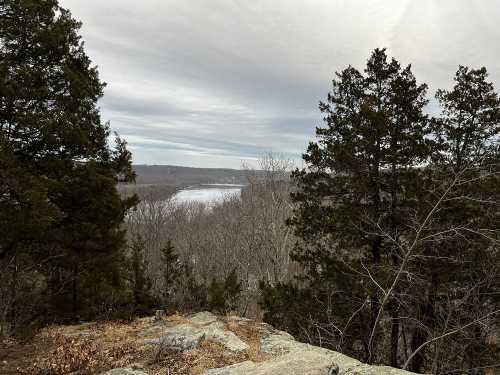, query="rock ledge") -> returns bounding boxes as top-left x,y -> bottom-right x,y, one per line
136,311 -> 417,375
